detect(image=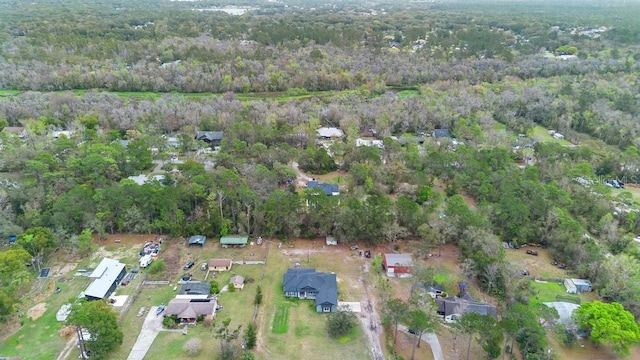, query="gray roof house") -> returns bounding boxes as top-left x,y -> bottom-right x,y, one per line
433,129 -> 452,139
177,281 -> 211,299
317,127 -> 344,139
435,294 -> 498,318
283,268 -> 338,313
84,258 -> 126,301
195,131 -> 224,146
165,298 -> 217,323
188,235 -> 207,246
307,180 -> 339,196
